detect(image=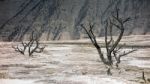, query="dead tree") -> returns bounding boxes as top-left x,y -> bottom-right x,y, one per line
12,41 -> 30,55
142,71 -> 147,83
12,31 -> 45,56
28,32 -> 45,56
28,31 -> 45,56
81,8 -> 136,75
